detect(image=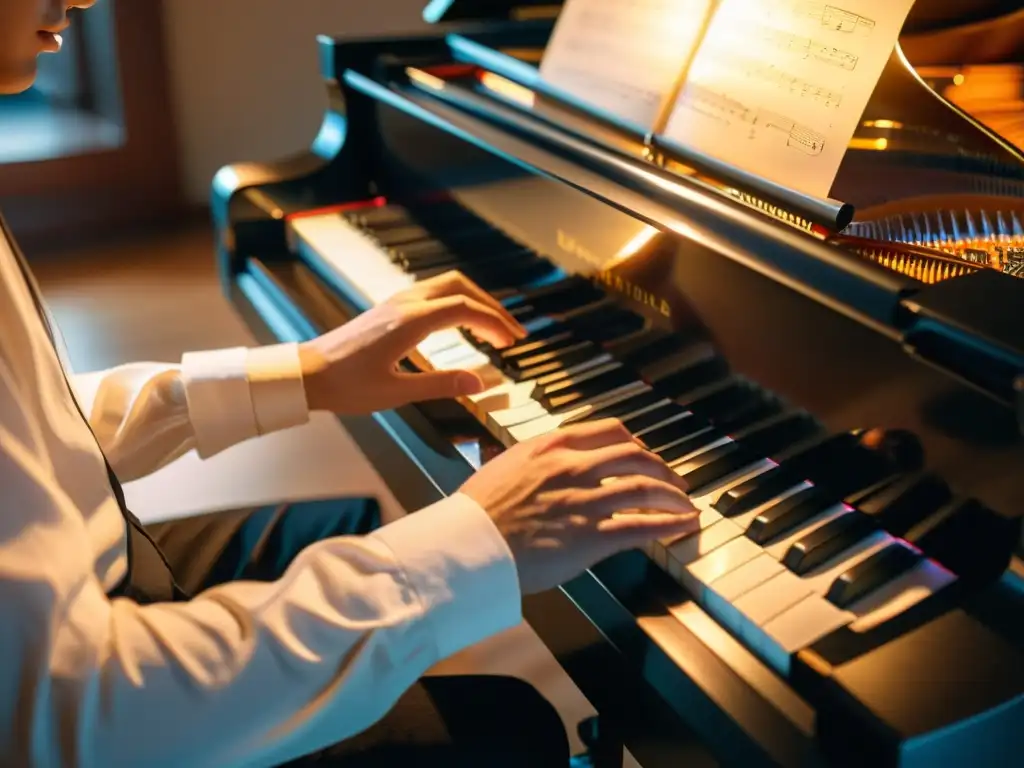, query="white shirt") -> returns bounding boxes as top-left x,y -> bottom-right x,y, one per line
0,231 -> 522,766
